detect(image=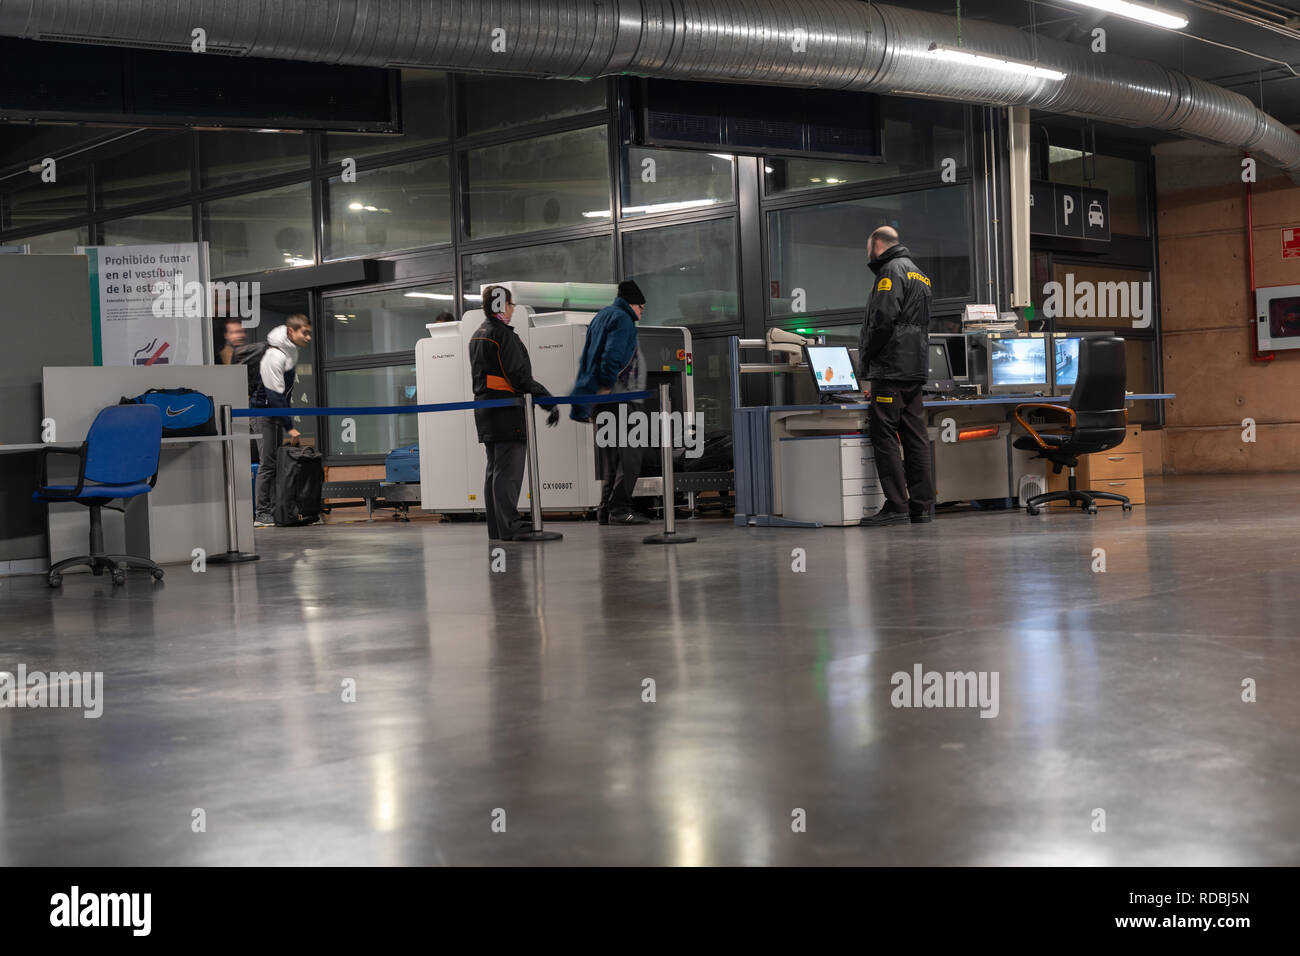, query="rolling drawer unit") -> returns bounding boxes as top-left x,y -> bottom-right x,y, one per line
779,434 -> 886,526
1047,425 -> 1145,507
